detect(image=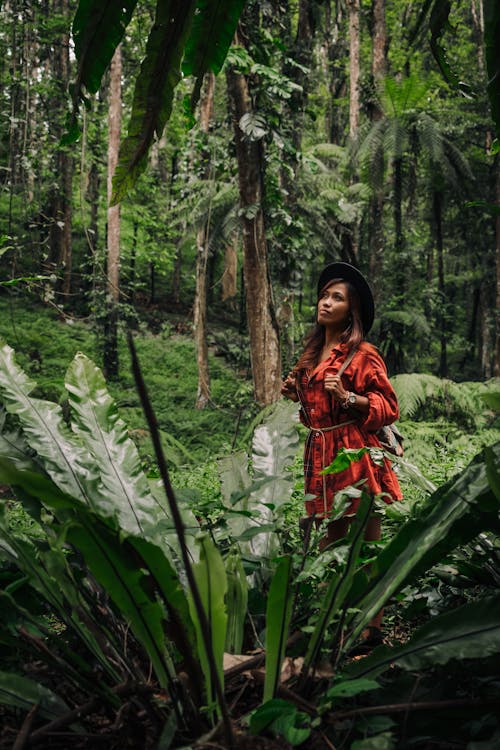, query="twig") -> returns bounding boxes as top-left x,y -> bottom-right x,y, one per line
13,702 -> 39,750
325,697 -> 500,724
127,331 -> 235,749
319,731 -> 338,750
27,683 -> 156,745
